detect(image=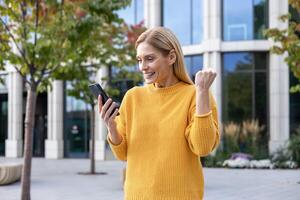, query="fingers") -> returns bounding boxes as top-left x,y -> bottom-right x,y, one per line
100,98 -> 112,119
100,98 -> 119,125
104,101 -> 118,122
110,108 -> 119,119
195,68 -> 217,89
98,95 -> 103,114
